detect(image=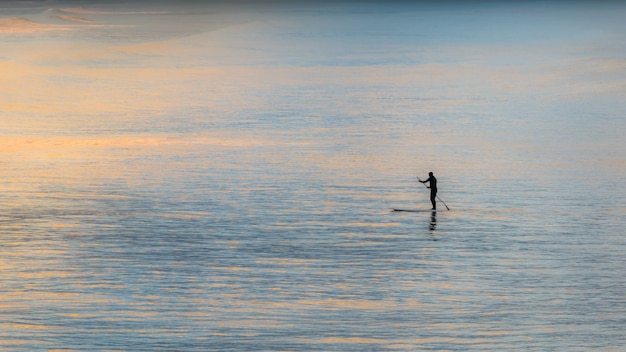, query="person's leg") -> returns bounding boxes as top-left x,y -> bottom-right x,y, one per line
430,192 -> 436,210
